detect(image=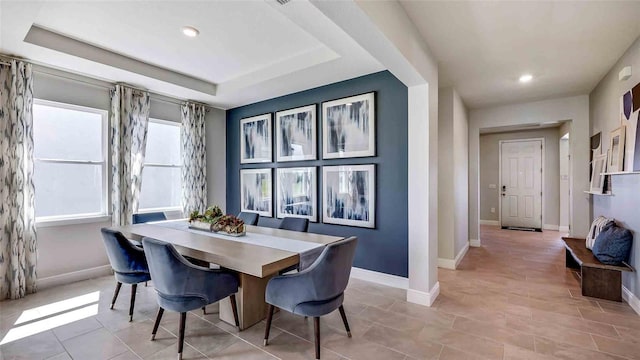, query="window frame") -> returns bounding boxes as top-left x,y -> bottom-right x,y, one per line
33,99 -> 109,226
138,118 -> 182,213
